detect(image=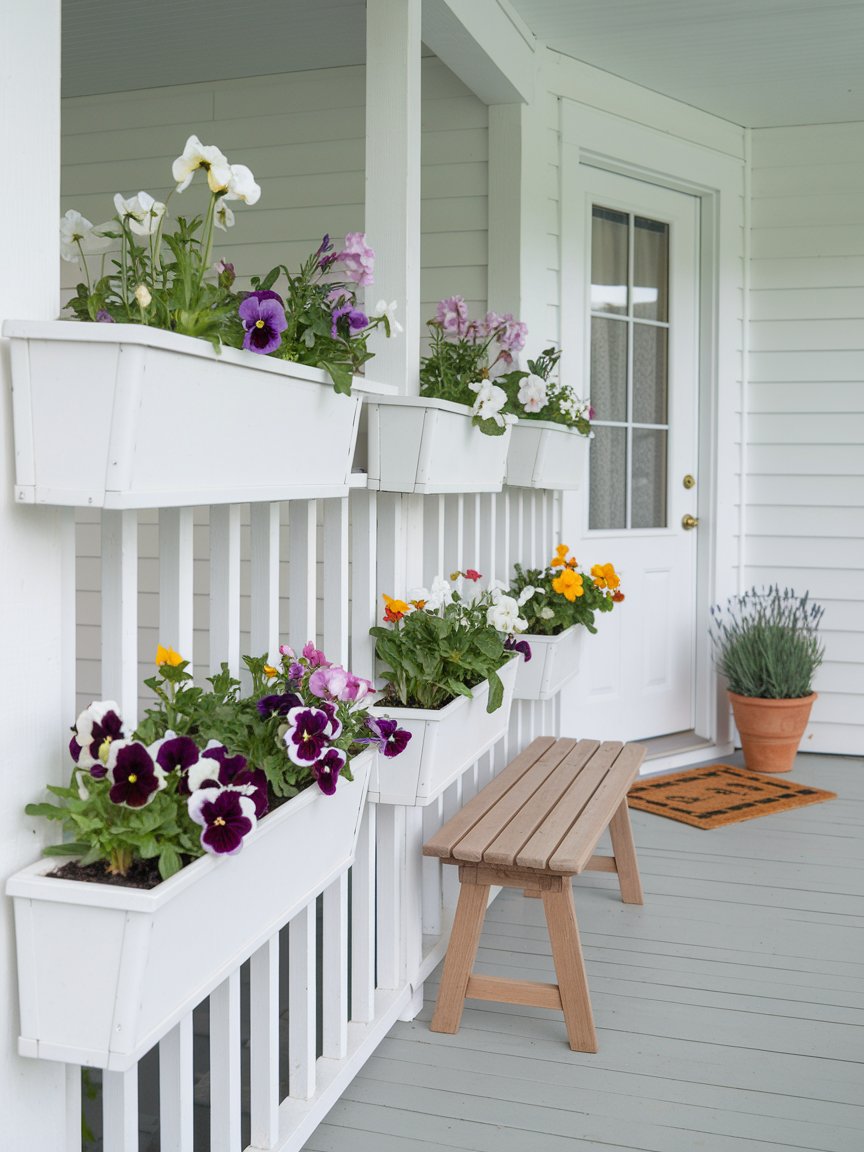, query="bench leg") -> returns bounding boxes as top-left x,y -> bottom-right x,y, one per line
542,882 -> 597,1052
608,797 -> 644,905
430,876 -> 490,1035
